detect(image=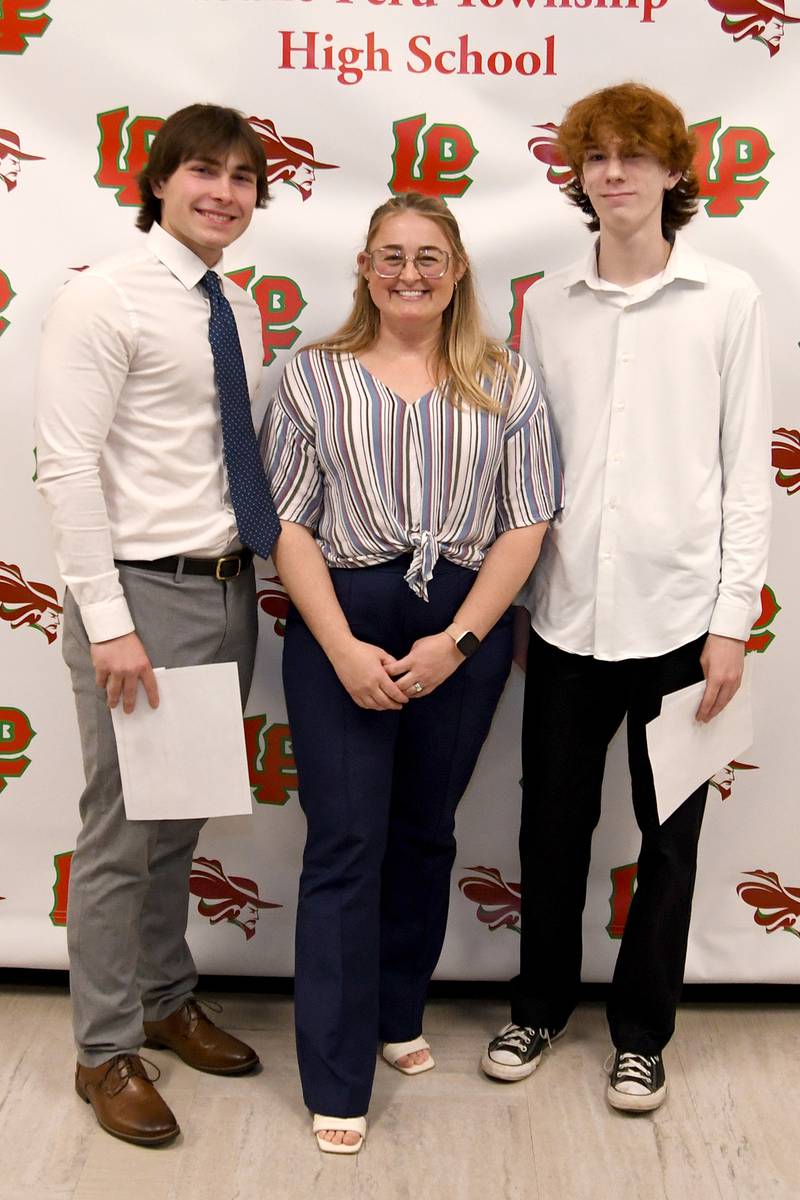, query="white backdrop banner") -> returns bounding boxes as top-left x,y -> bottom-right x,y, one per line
1,0 -> 798,980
